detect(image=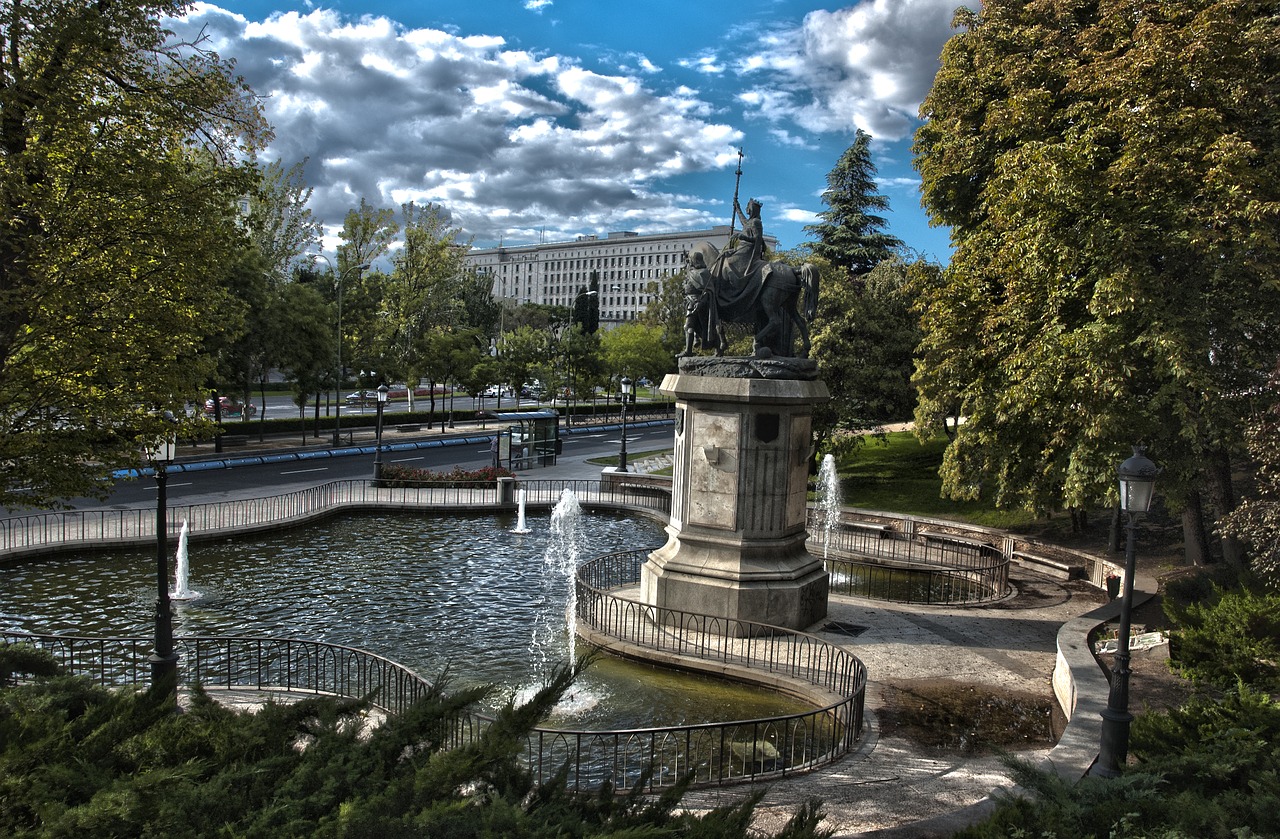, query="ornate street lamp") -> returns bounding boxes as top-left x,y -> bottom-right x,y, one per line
373,383 -> 389,484
145,412 -> 180,694
1092,446 -> 1159,777
618,376 -> 633,472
